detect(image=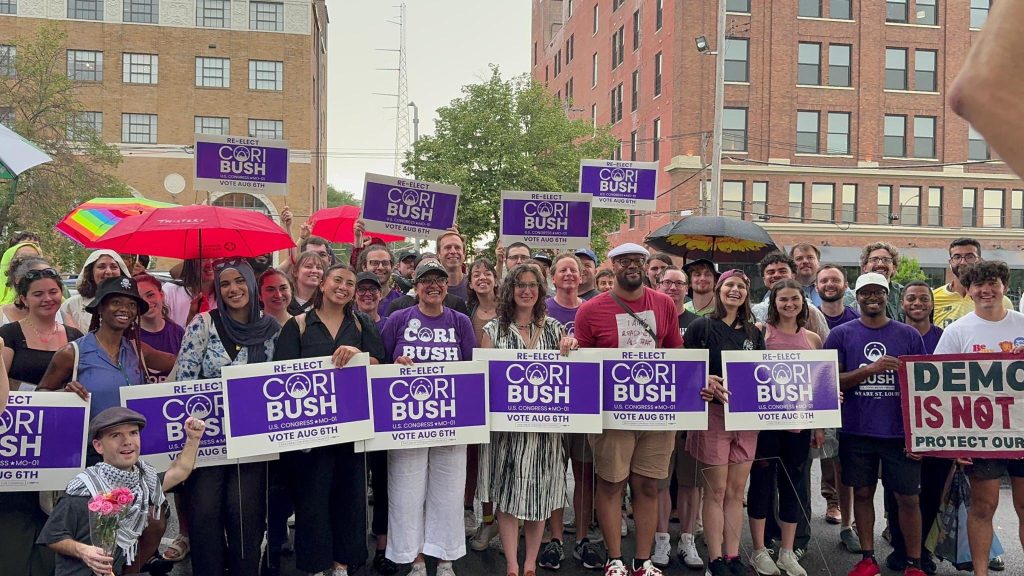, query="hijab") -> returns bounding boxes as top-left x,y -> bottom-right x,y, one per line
0,241 -> 41,304
213,260 -> 280,363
